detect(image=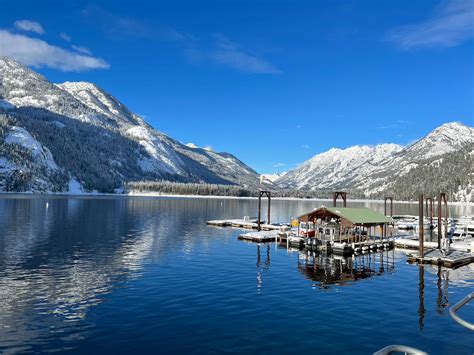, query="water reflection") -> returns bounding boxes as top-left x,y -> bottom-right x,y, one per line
296,249 -> 396,288
416,263 -> 474,330
418,266 -> 425,330
256,245 -> 271,292
0,197 -> 232,352
0,196 -> 472,354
